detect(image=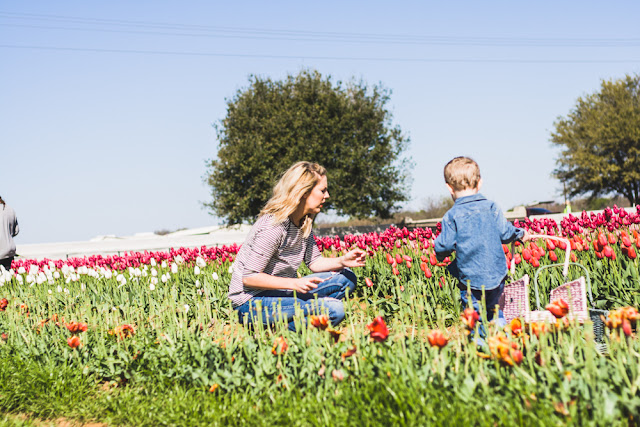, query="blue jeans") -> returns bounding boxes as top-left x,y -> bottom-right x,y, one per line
460,282 -> 506,337
235,269 -> 357,332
